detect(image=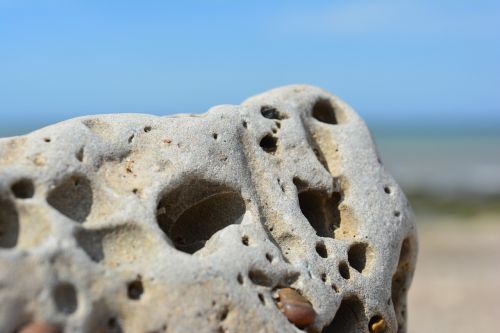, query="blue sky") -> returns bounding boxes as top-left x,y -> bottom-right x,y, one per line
0,0 -> 499,136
